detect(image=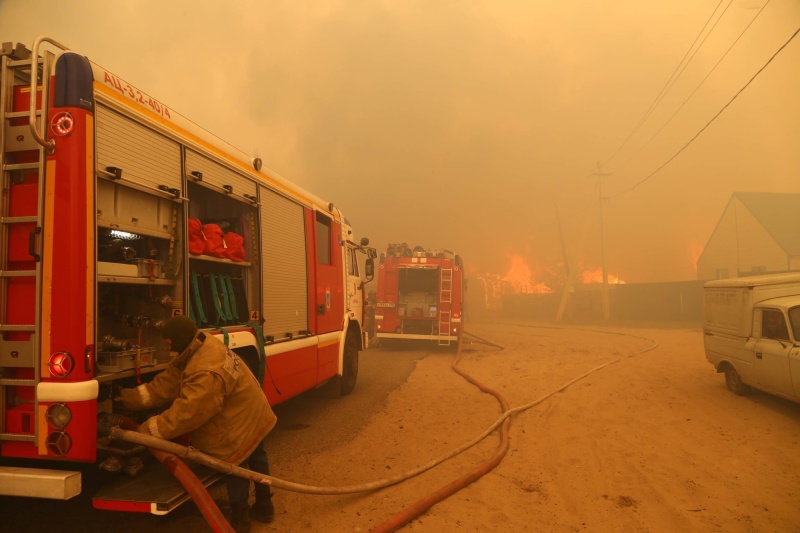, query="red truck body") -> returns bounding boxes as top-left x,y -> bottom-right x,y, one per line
374,245 -> 464,346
